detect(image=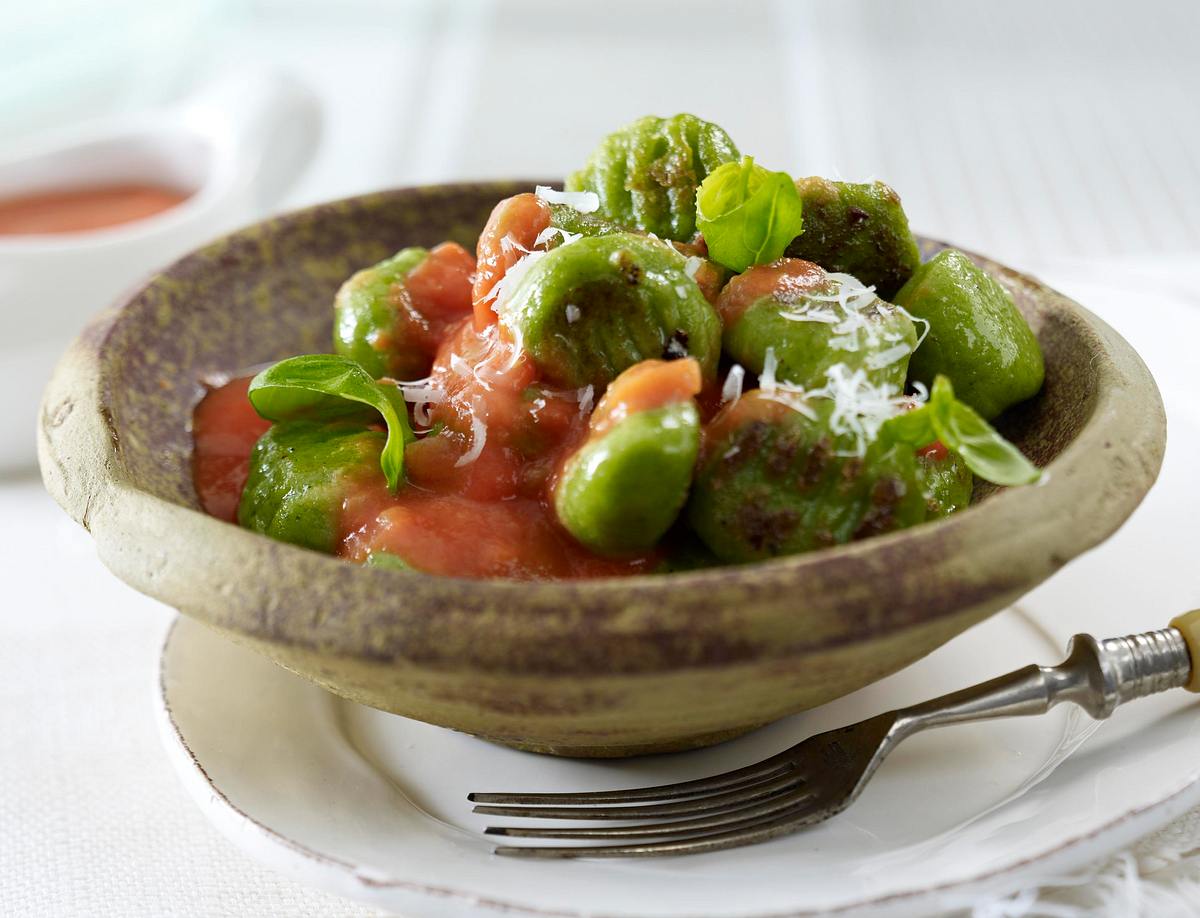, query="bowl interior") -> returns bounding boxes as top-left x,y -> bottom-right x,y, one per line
97,183 -> 1087,521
